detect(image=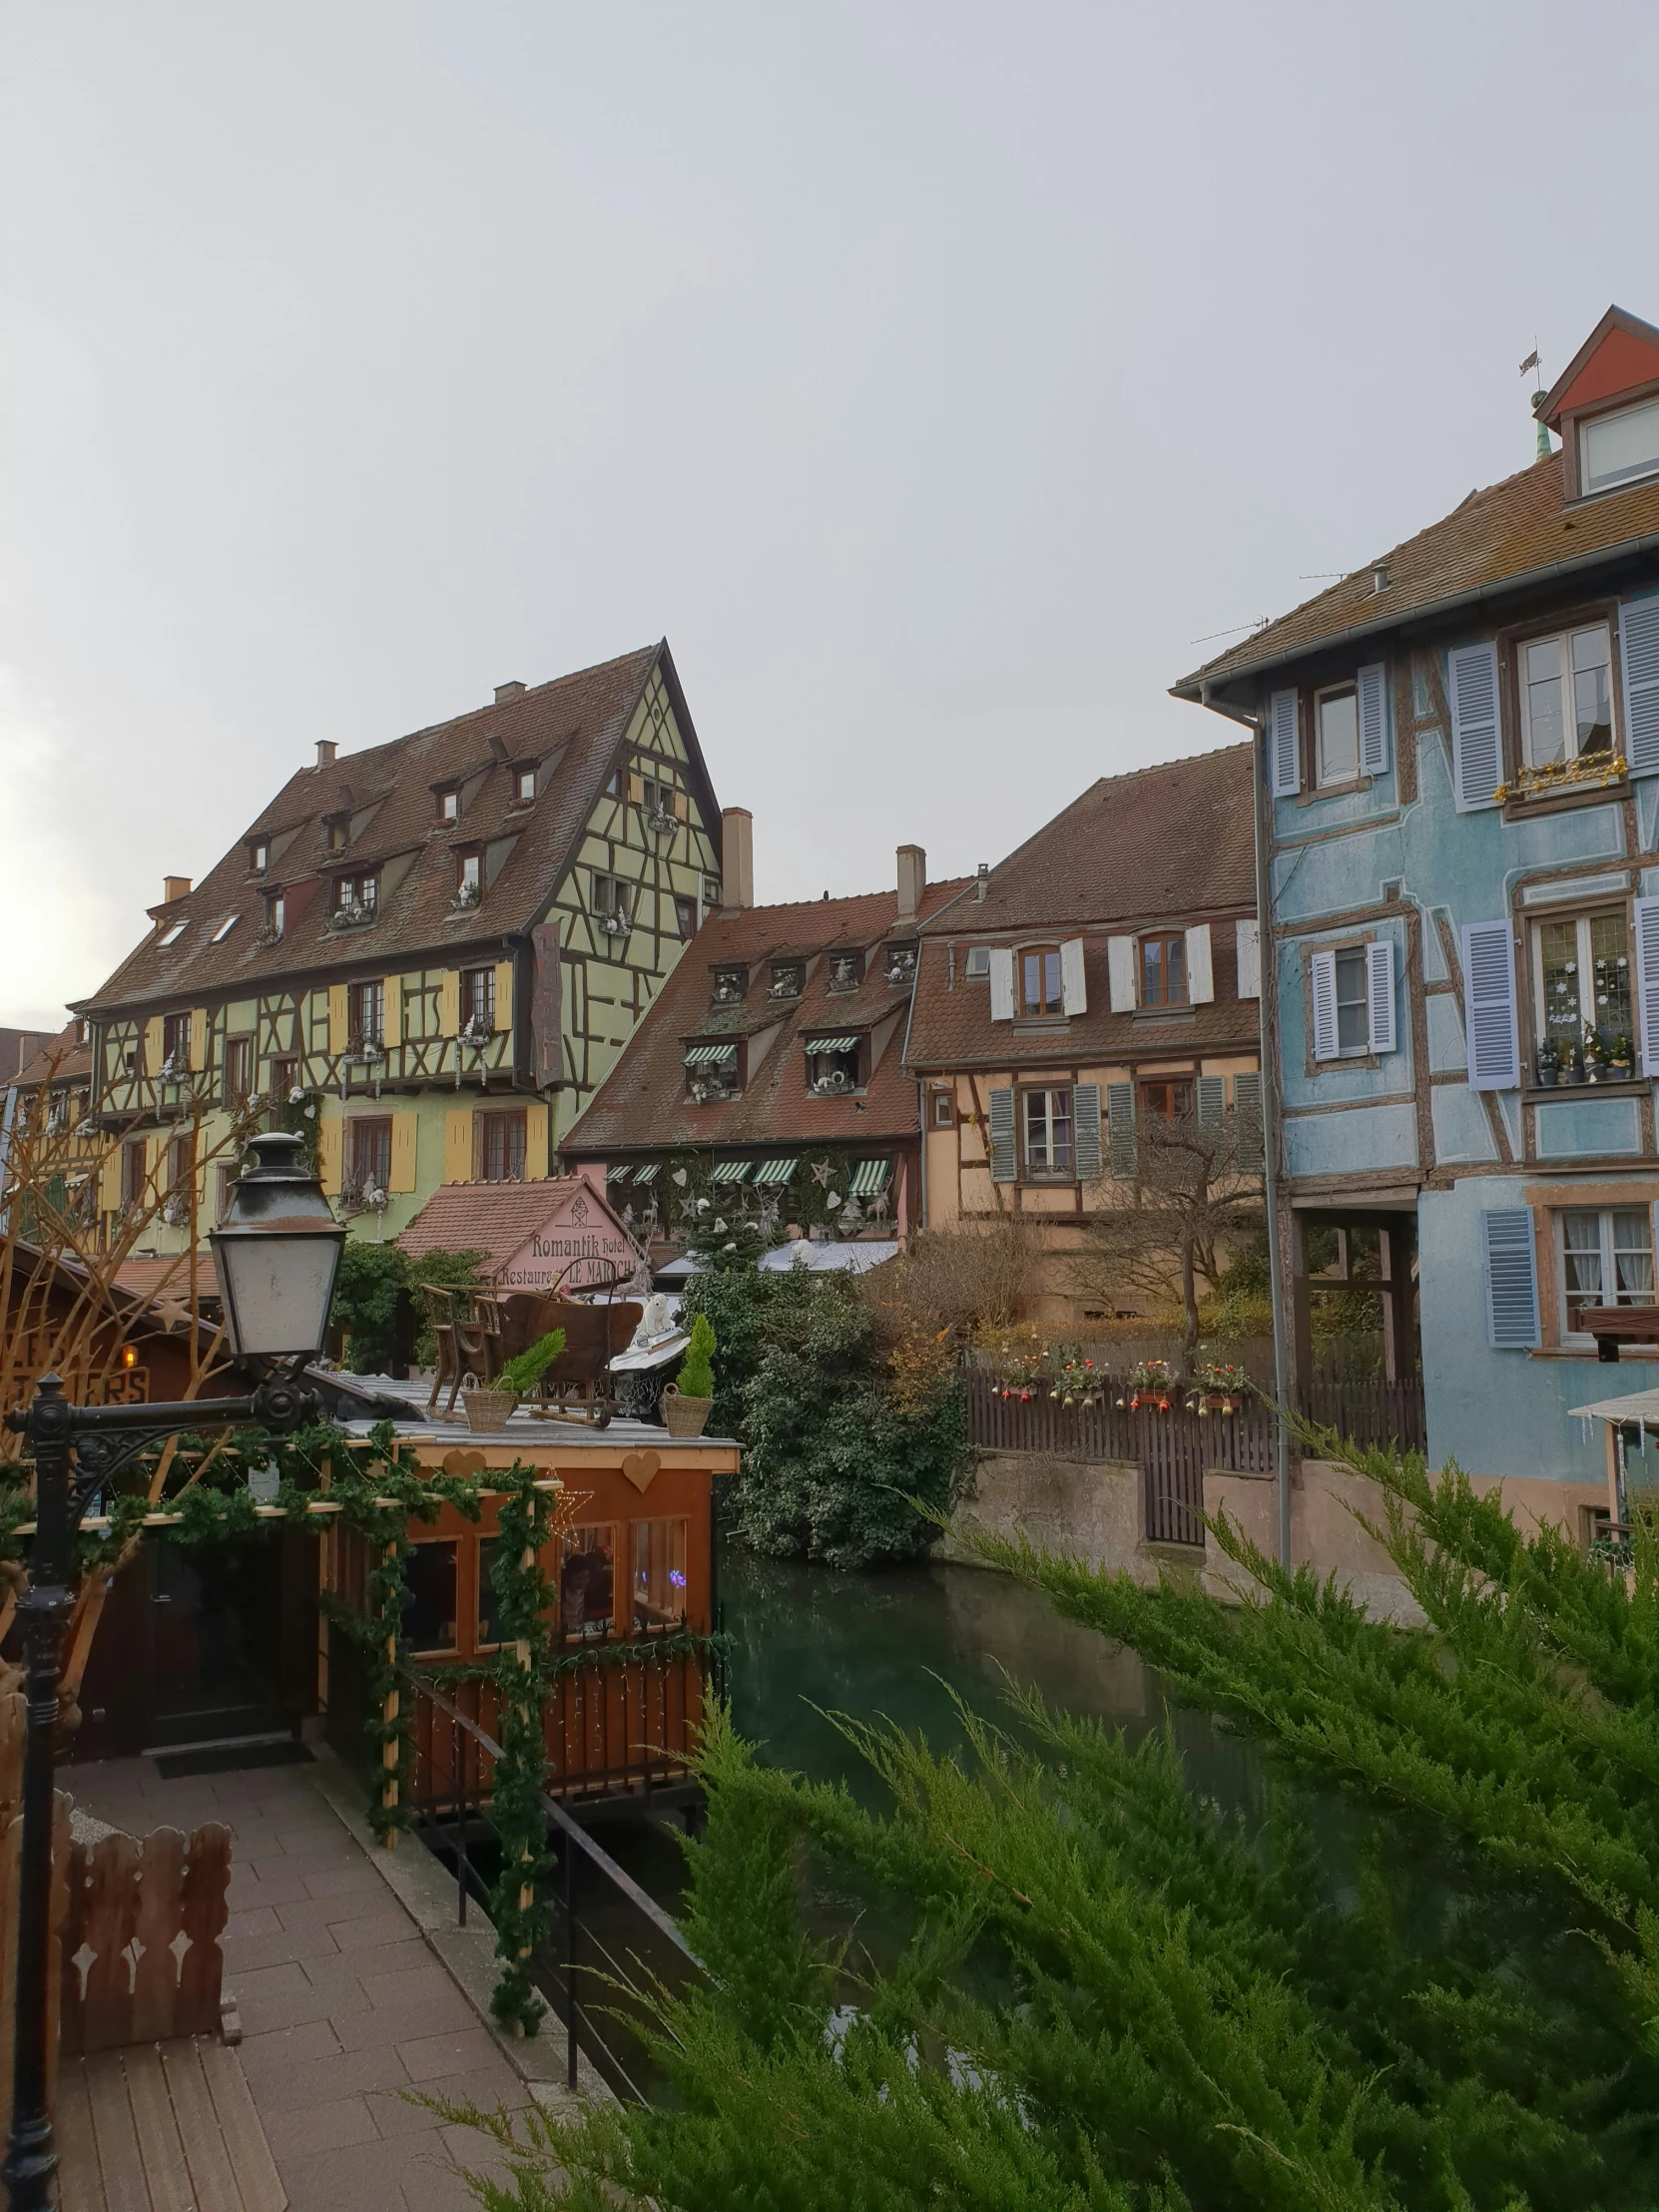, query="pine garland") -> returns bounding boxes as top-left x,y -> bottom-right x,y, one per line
483,1470 -> 557,2033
